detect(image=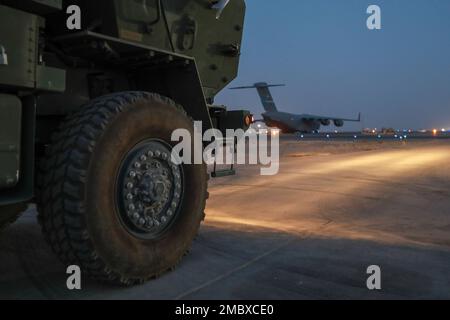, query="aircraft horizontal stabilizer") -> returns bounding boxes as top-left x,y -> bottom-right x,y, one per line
230,83 -> 286,90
